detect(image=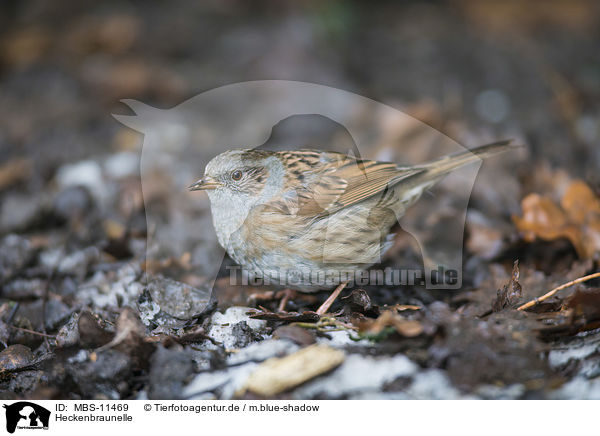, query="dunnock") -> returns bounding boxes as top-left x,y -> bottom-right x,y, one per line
190,140 -> 514,291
